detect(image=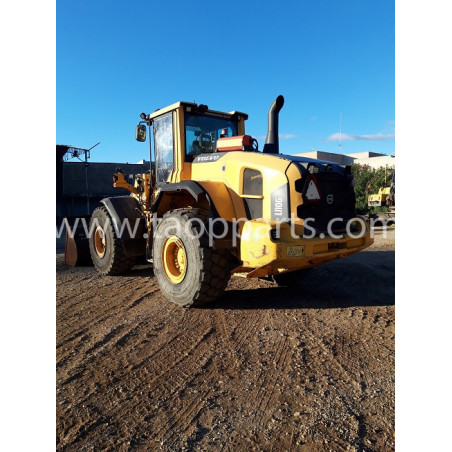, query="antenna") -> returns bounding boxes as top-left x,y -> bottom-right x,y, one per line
339,112 -> 342,153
